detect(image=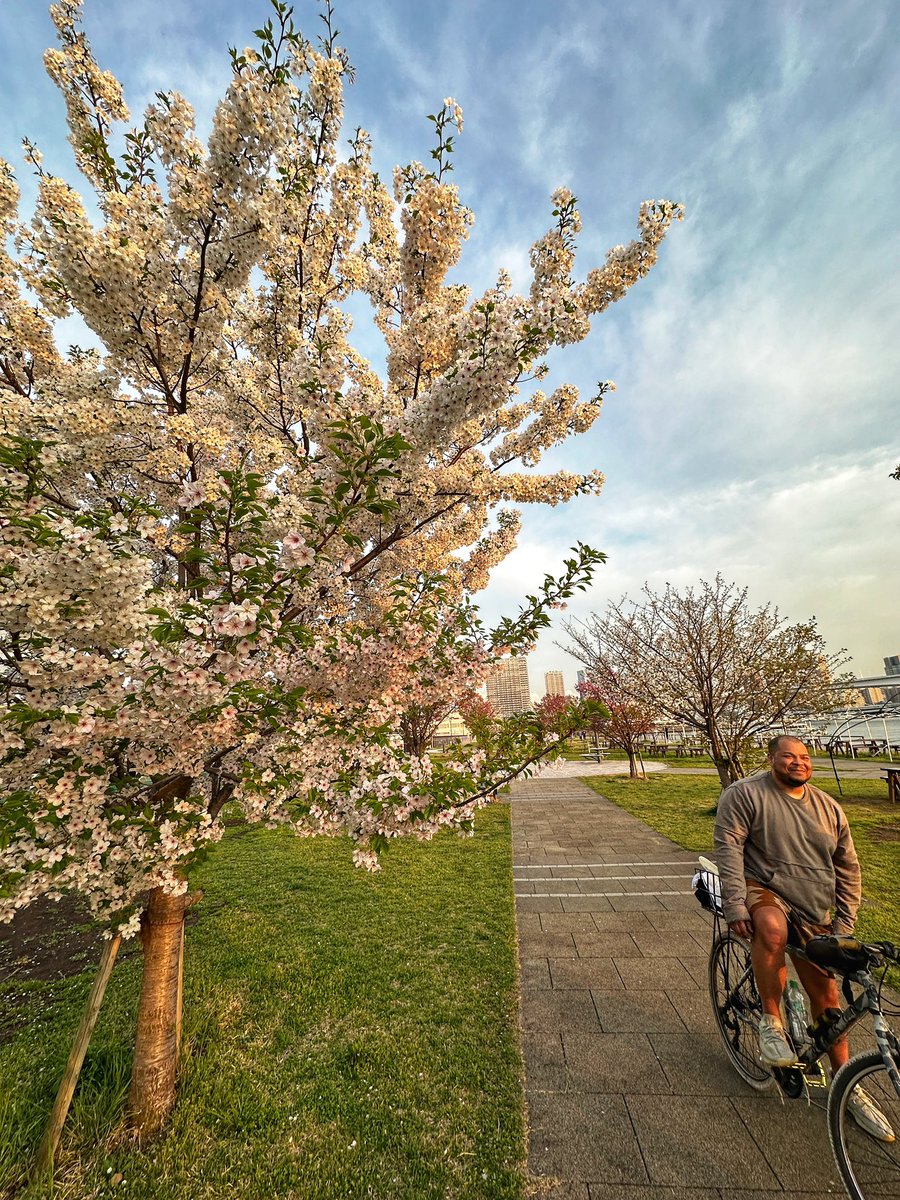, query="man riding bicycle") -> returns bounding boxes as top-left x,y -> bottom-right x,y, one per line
714,734 -> 893,1142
